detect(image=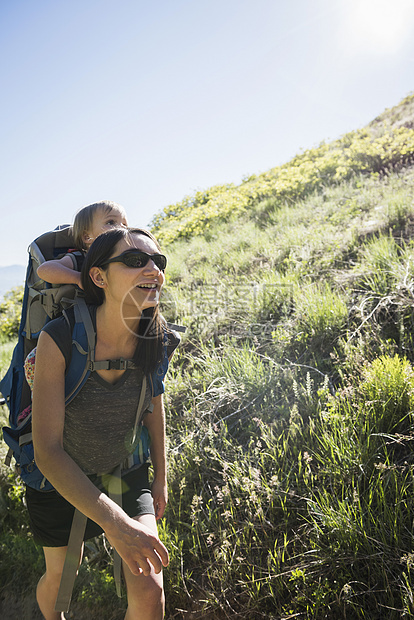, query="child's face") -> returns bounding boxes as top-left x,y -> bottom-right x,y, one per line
84,206 -> 128,248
